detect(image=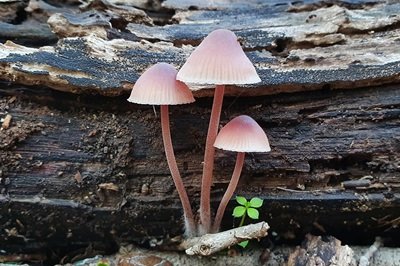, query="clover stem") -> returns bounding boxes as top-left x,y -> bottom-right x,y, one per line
161,105 -> 196,237
239,212 -> 246,227
199,85 -> 225,234
212,152 -> 245,232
